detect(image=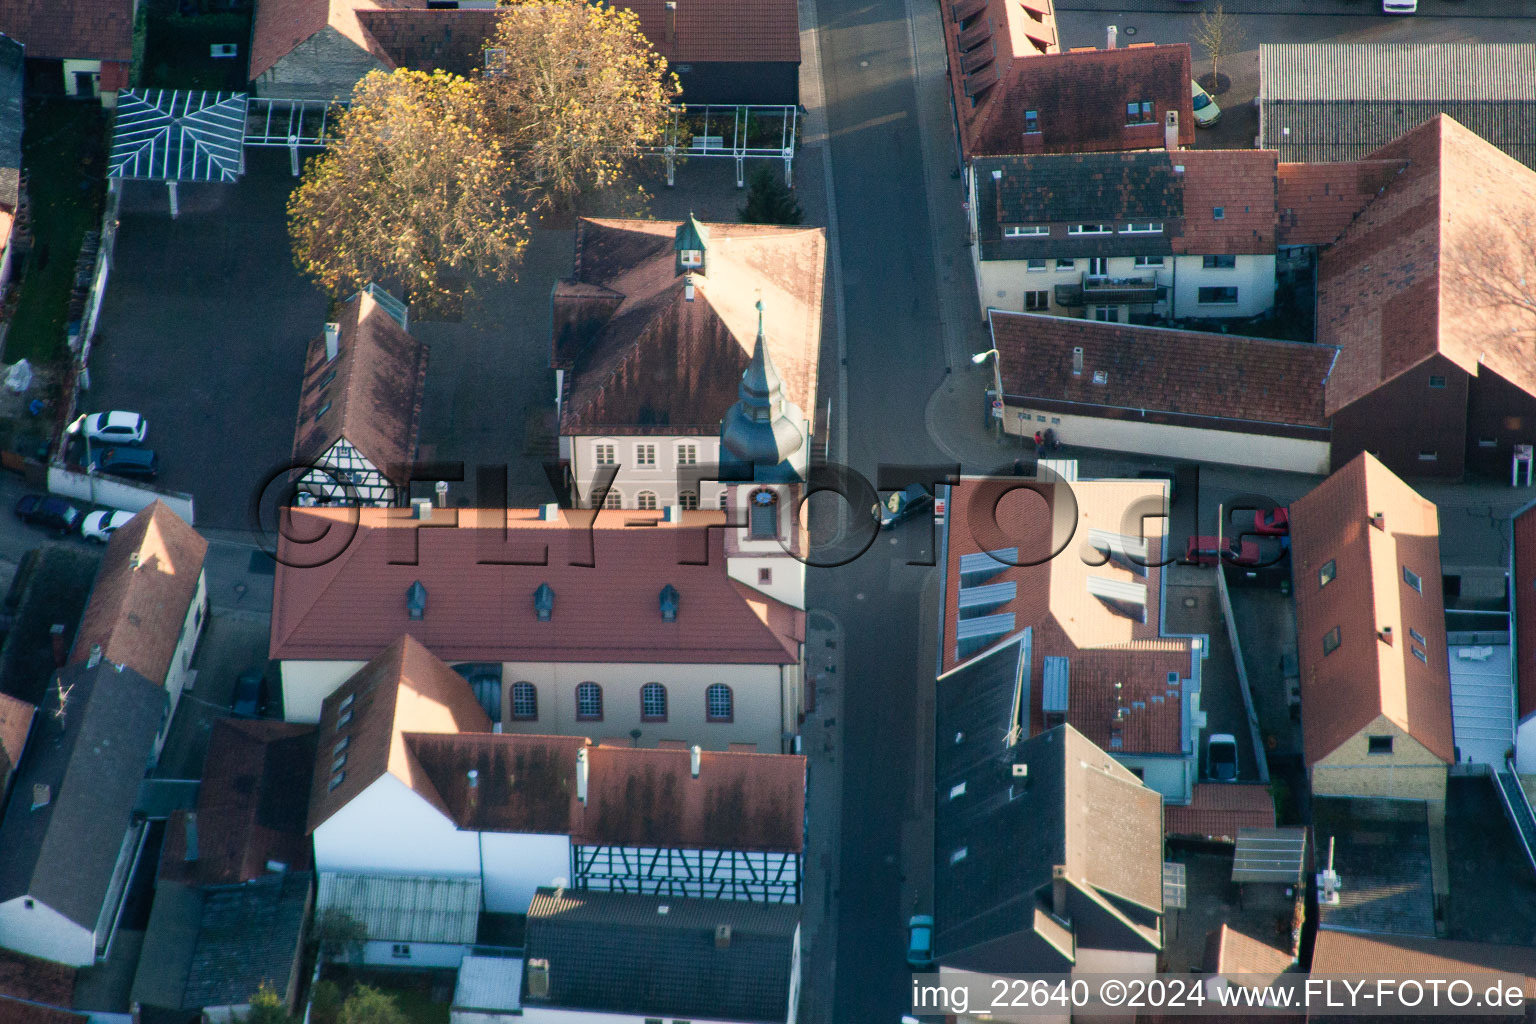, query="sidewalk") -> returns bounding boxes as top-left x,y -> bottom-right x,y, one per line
799,606 -> 845,1024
